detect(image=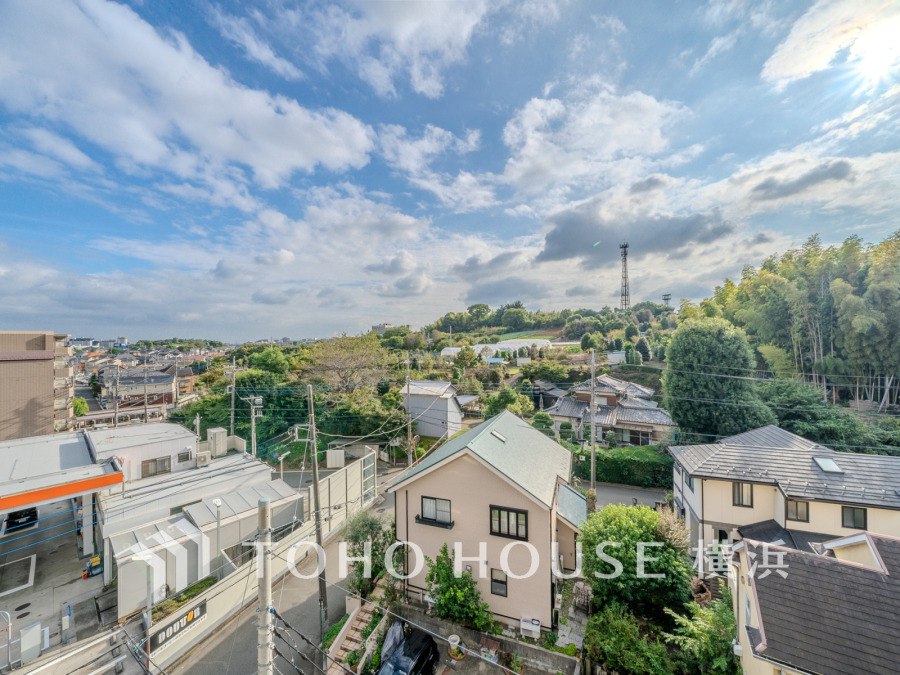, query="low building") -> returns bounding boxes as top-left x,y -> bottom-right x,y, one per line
0,330 -> 73,440
403,381 -> 465,439
389,411 -> 586,632
731,532 -> 900,674
545,374 -> 675,446
671,425 -> 900,556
